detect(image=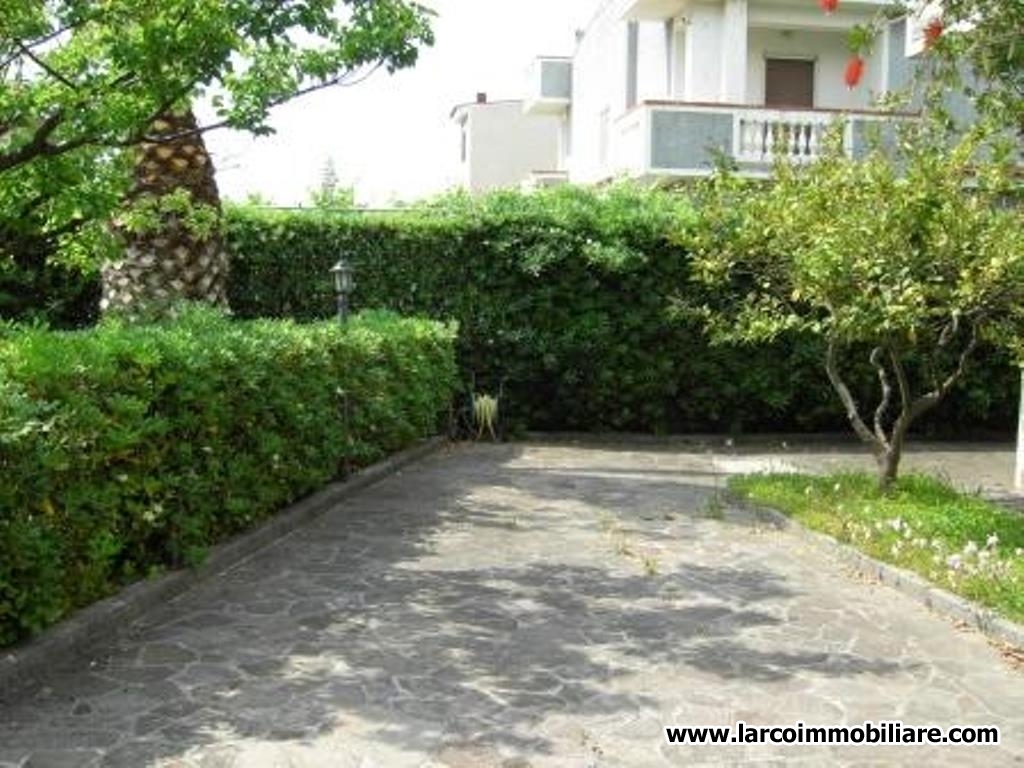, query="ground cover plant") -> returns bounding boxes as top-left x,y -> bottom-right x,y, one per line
732,472 -> 1024,623
0,307 -> 456,645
